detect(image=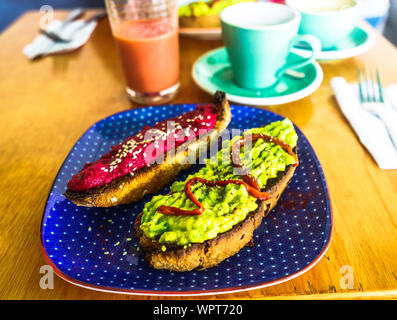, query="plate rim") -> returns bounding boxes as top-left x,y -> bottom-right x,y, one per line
179,27 -> 222,40
316,25 -> 376,61
191,47 -> 323,106
40,105 -> 334,296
